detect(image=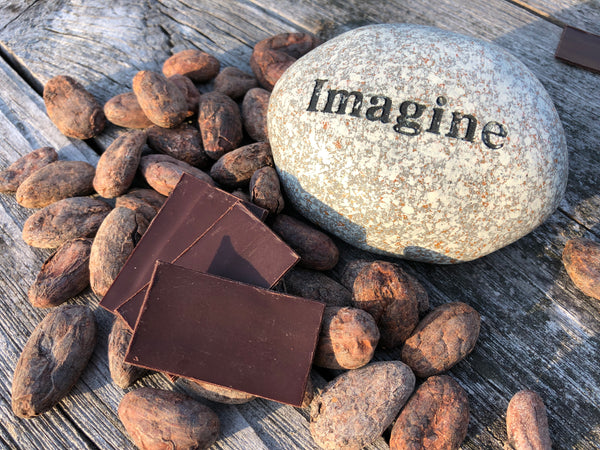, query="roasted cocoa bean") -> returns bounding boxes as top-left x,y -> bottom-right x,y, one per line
162,49 -> 220,82
146,124 -> 210,168
402,302 -> 481,378
139,154 -> 214,196
104,92 -> 154,129
0,147 -> 58,193
506,390 -> 552,450
283,267 -> 352,307
89,207 -> 149,296
310,361 -> 415,450
352,261 -> 419,348
12,305 -> 96,418
118,387 -> 220,449
132,70 -> 188,128
230,189 -> 251,202
115,188 -> 166,222
93,130 -> 146,198
562,237 -> 600,300
242,87 -> 270,142
214,66 -> 258,99
108,317 -> 147,389
342,259 -> 429,314
16,160 -> 95,208
314,306 -> 379,370
43,75 -> 105,139
22,197 -> 111,248
176,377 -> 255,404
198,91 -> 243,160
250,166 -> 284,214
210,141 -> 273,188
271,214 -> 339,271
250,33 -> 321,90
390,375 -> 470,450
408,272 -> 430,315
169,74 -> 200,117
28,238 -> 92,308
